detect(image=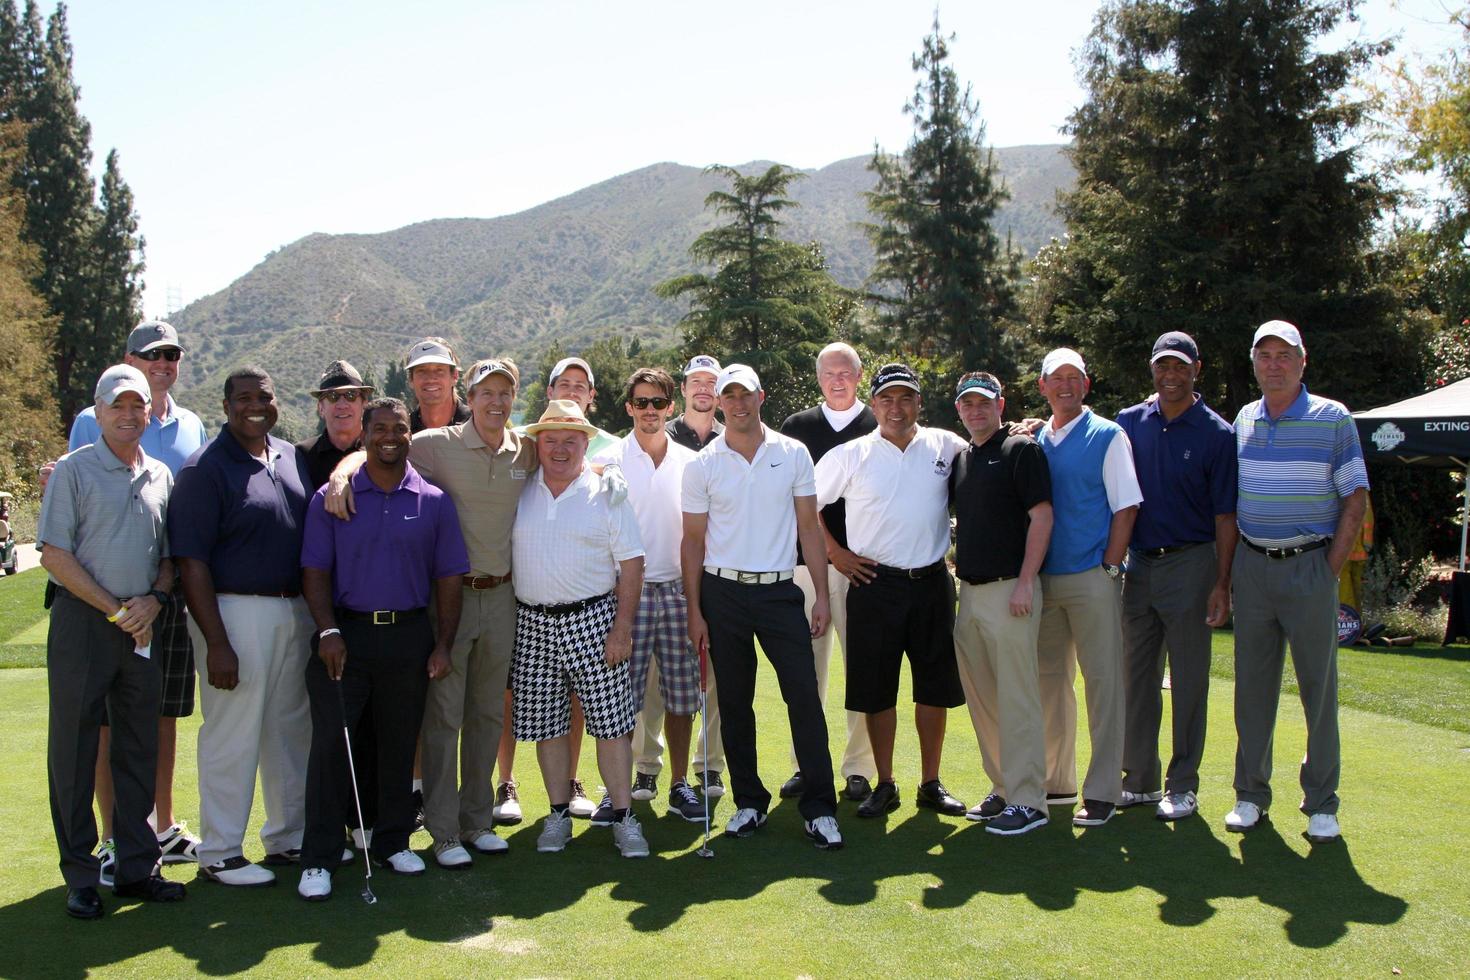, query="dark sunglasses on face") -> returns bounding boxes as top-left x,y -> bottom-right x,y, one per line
631,397 -> 671,410
321,390 -> 361,403
135,348 -> 182,362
